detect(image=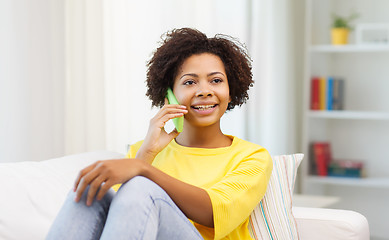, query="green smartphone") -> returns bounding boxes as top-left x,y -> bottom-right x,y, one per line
166,88 -> 184,132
